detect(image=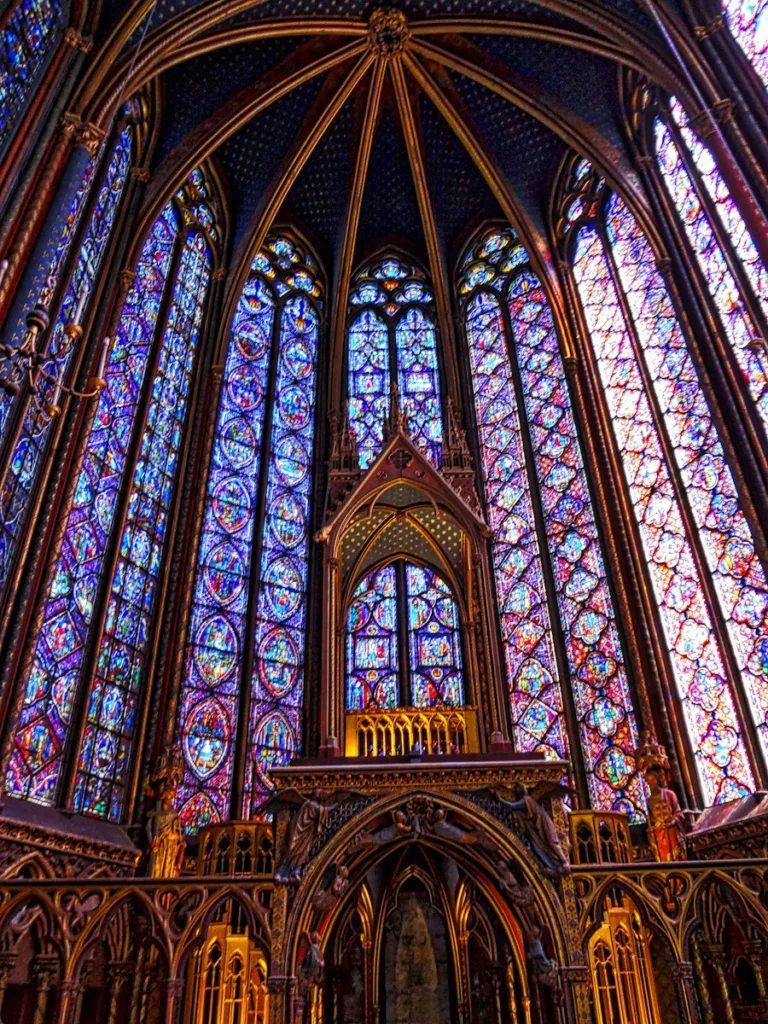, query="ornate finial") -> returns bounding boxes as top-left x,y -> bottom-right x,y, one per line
151,745 -> 184,800
368,7 -> 410,57
636,731 -> 670,776
386,381 -> 409,438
